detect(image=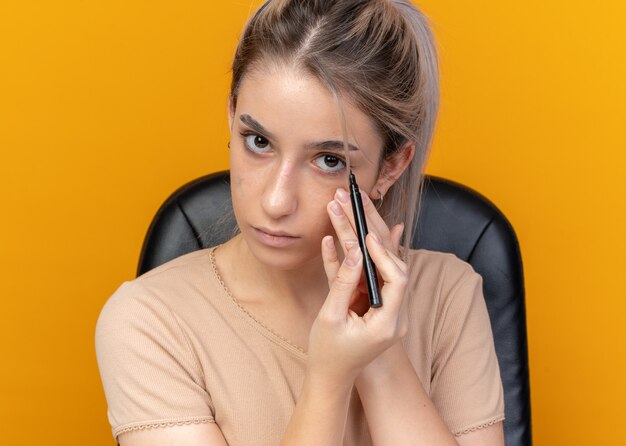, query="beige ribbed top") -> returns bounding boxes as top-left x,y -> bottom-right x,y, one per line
95,245 -> 505,444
